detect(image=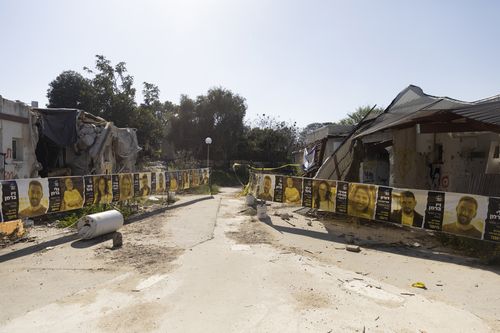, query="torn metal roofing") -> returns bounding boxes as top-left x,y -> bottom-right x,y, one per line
354,85 -> 500,138
450,100 -> 500,126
